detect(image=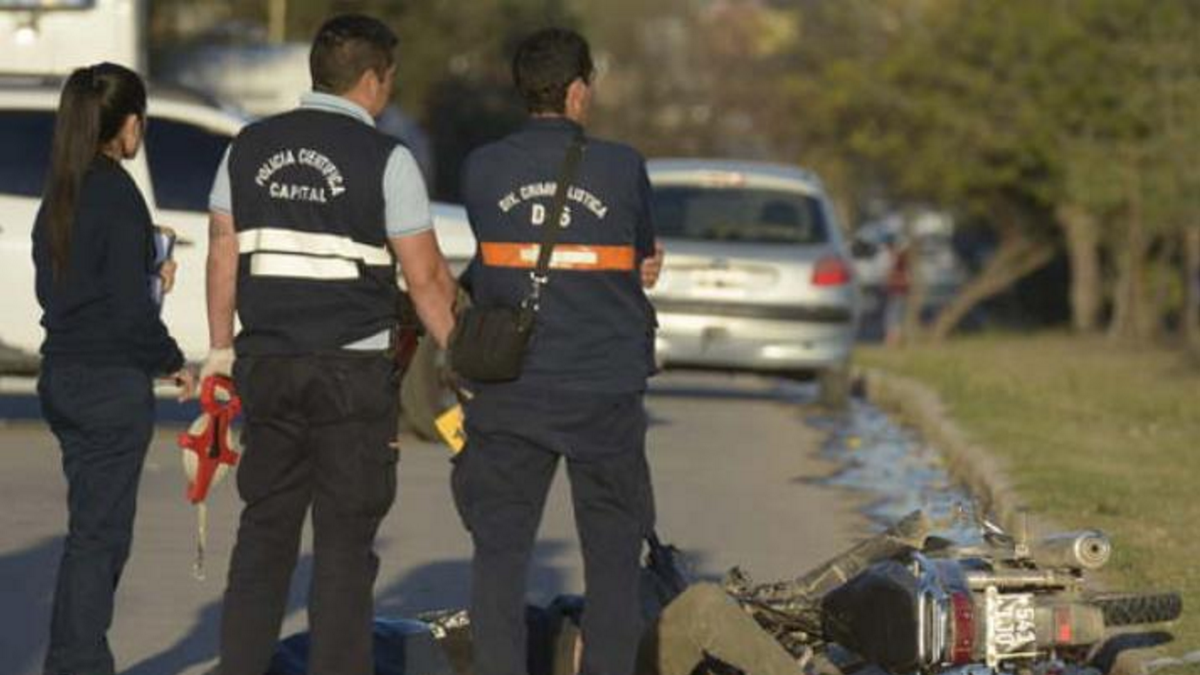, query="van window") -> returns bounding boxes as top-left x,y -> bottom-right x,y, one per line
0,110 -> 54,198
145,118 -> 230,212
